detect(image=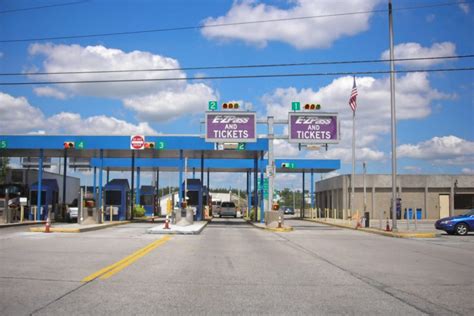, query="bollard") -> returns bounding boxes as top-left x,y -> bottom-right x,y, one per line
278,216 -> 282,229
